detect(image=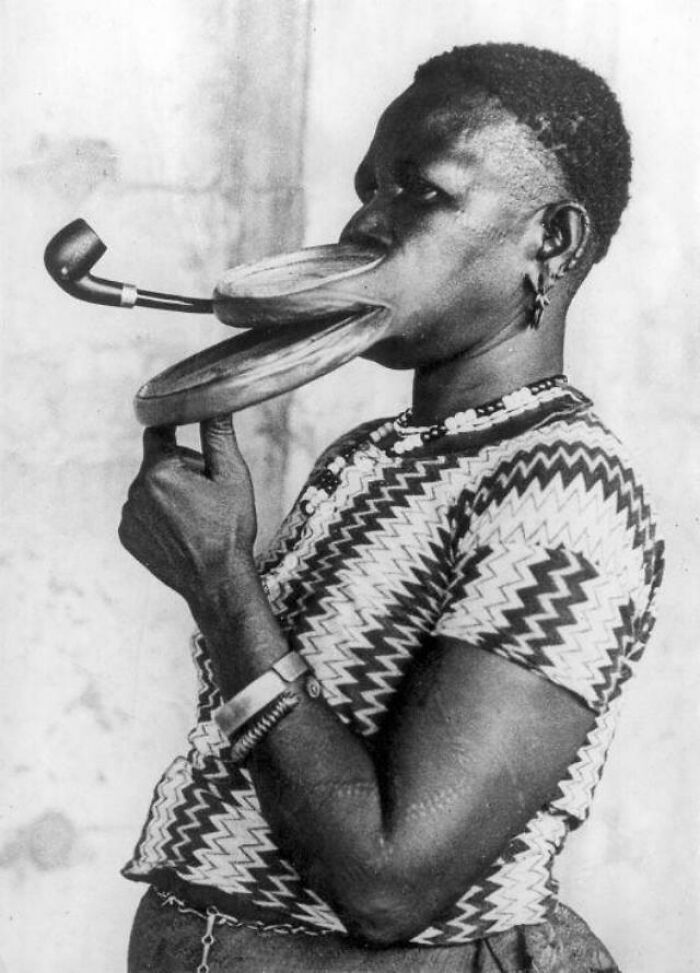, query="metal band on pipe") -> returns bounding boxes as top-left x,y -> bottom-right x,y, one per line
120,283 -> 138,308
